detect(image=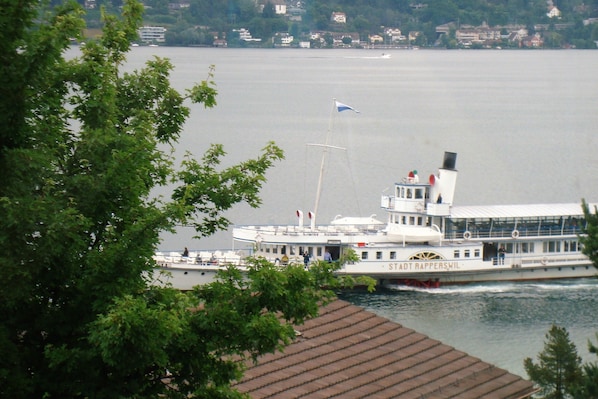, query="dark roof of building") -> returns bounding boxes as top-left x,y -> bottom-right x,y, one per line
234,299 -> 537,399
